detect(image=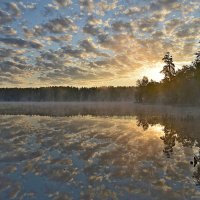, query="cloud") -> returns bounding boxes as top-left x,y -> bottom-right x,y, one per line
96,0 -> 118,14
0,37 -> 43,49
174,18 -> 200,39
136,17 -> 159,32
0,9 -> 13,24
38,66 -> 91,83
44,4 -> 59,15
112,20 -> 132,33
43,17 -> 77,33
54,0 -> 72,7
5,2 -> 21,17
0,48 -> 25,59
80,0 -> 94,13
45,0 -> 72,13
23,25 -> 44,38
43,34 -> 72,43
87,15 -> 102,25
165,18 -> 183,34
80,39 -> 98,52
40,51 -> 61,62
0,58 -> 33,86
0,0 -> 199,87
83,23 -> 102,36
79,39 -> 109,57
0,75 -> 22,84
83,15 -> 107,37
0,48 -> 13,58
0,60 -> 26,73
0,26 -> 17,35
98,34 -> 134,53
18,2 -> 37,10
61,45 -> 83,58
38,65 -> 114,84
150,0 -> 181,12
123,6 -> 144,16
